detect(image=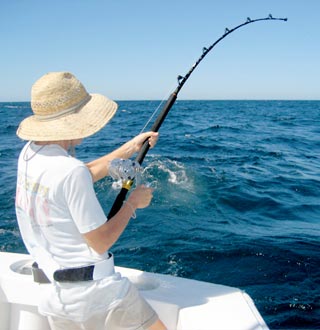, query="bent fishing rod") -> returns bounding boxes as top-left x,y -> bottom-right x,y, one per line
108,14 -> 287,219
